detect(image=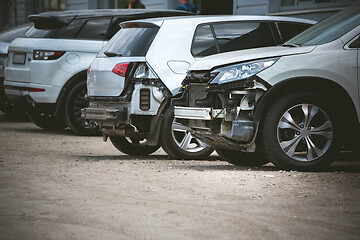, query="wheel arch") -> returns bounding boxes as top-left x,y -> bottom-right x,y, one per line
254,77 -> 359,146
53,70 -> 87,118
